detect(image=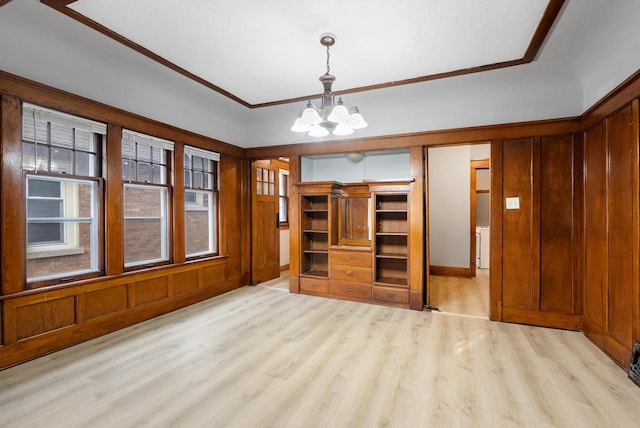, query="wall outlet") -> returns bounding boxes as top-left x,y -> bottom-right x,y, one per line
506,197 -> 520,210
